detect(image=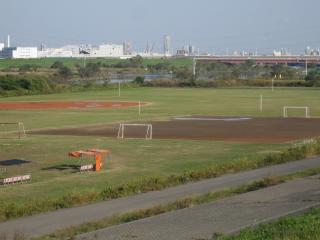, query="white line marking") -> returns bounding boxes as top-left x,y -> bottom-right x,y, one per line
174,117 -> 252,122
